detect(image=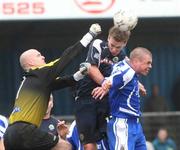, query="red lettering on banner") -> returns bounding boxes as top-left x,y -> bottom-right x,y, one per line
2,3 -> 14,15
0,2 -> 45,15
17,3 -> 29,14
74,0 -> 115,13
32,2 -> 45,14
